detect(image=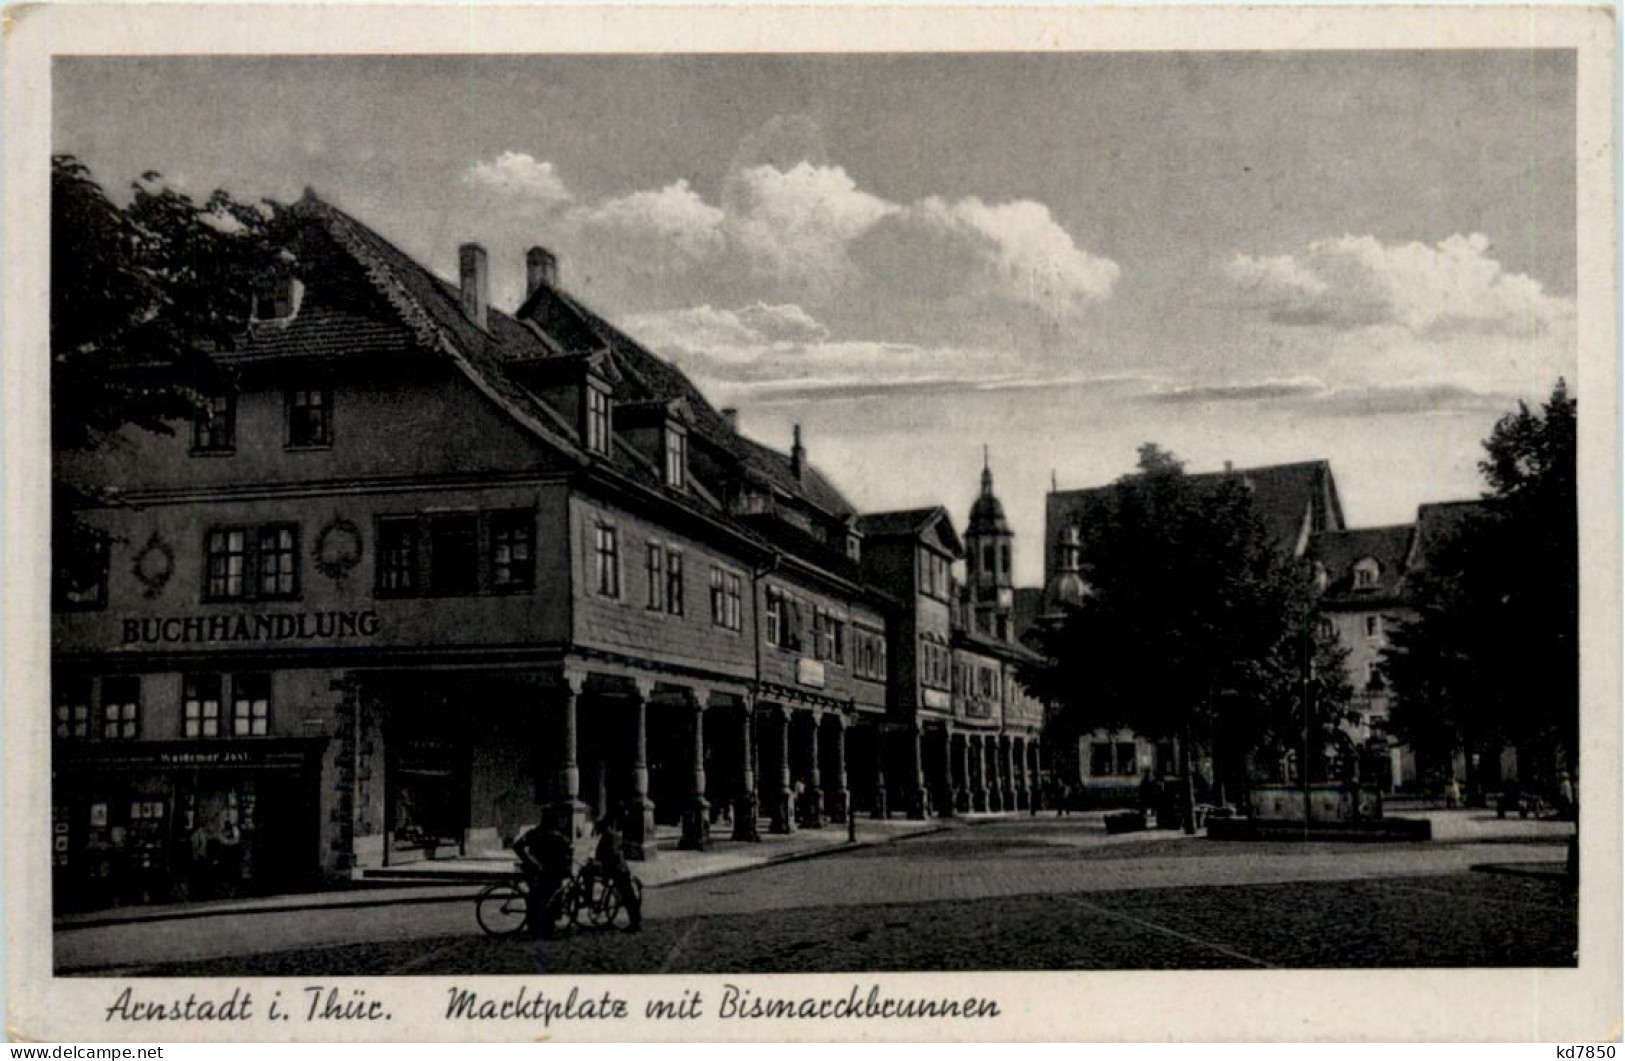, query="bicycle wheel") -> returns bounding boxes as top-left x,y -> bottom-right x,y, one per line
541,881 -> 578,935
582,875 -> 612,926
475,882 -> 529,938
598,881 -> 623,926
